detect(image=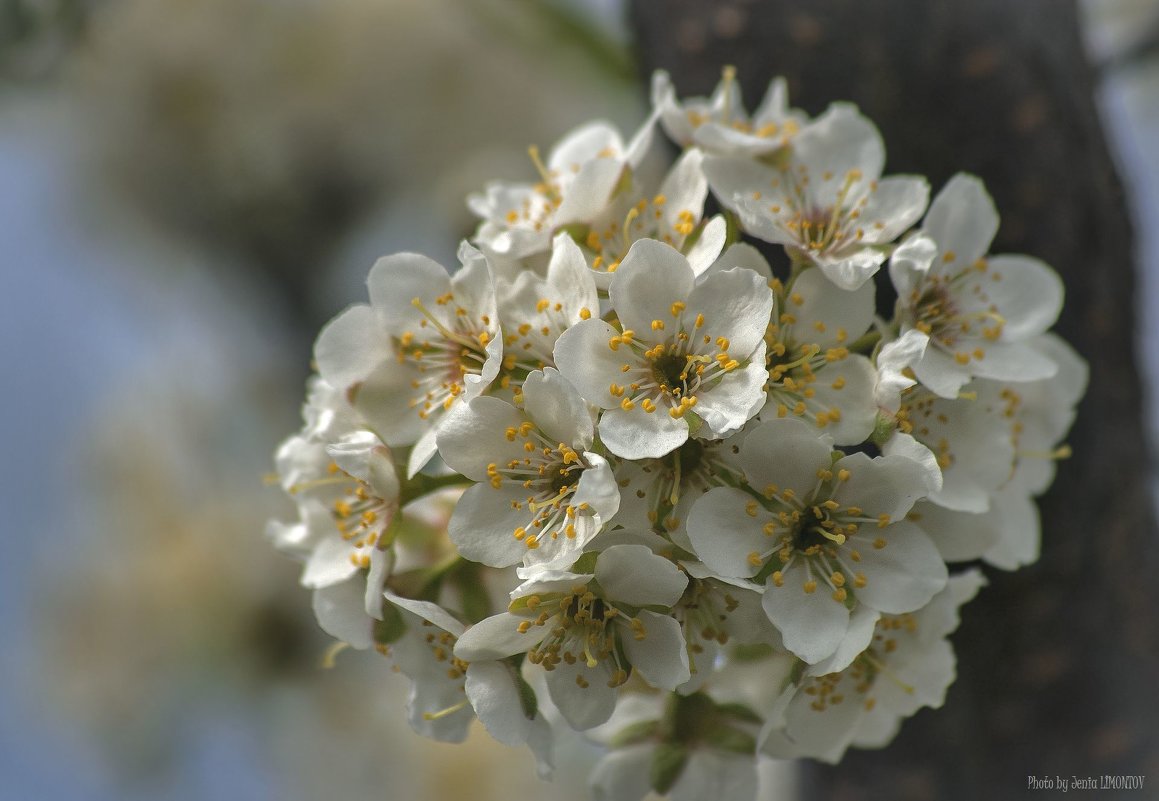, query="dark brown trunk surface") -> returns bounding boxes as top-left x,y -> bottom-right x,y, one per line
631,1 -> 1159,797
